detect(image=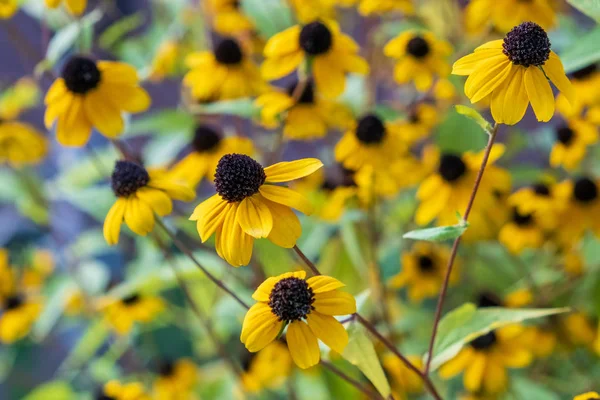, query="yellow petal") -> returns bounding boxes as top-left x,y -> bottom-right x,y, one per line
65,0 -> 86,14
263,25 -> 301,57
545,52 -> 575,106
306,312 -> 348,354
236,195 -> 273,238
261,52 -> 304,81
439,348 -> 474,378
465,56 -> 512,103
220,203 -> 253,266
192,195 -> 229,242
313,57 -> 346,98
252,277 -> 278,302
264,158 -> 323,183
124,197 -> 155,236
464,352 -> 486,392
264,199 -> 302,248
83,89 -> 124,138
136,187 -> 172,216
241,303 -> 283,352
524,66 -> 554,122
97,61 -> 139,85
306,275 -> 345,293
101,83 -> 151,113
259,185 -> 312,215
103,198 -> 126,245
490,65 -> 528,125
286,321 -> 320,369
55,96 -> 92,147
312,290 -> 356,315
